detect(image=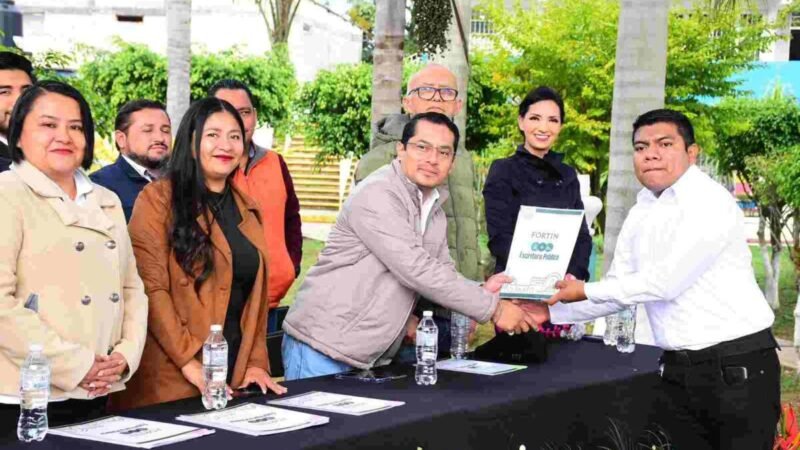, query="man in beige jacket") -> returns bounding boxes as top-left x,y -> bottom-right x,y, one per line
283,112 -> 534,380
